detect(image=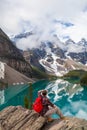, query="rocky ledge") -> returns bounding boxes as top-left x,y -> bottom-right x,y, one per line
0,106 -> 87,130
